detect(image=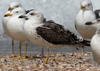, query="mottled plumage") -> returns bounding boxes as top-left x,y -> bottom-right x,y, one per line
36,21 -> 90,46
